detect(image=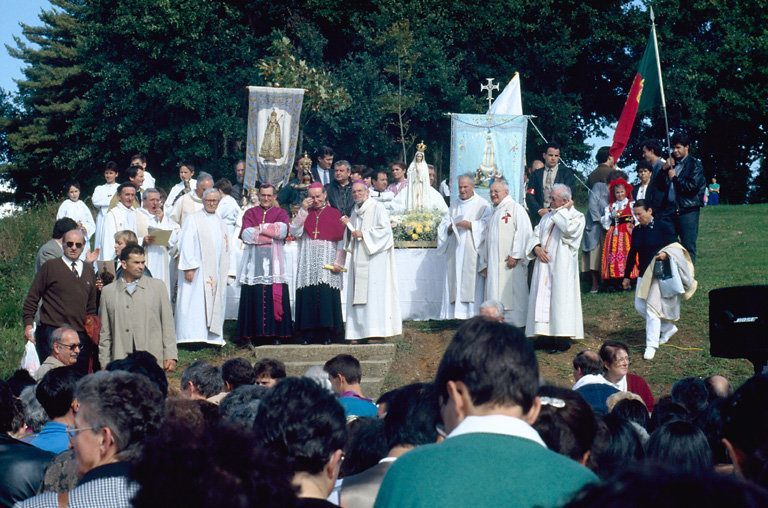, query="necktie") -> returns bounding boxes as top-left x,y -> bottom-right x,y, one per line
71,262 -> 78,275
